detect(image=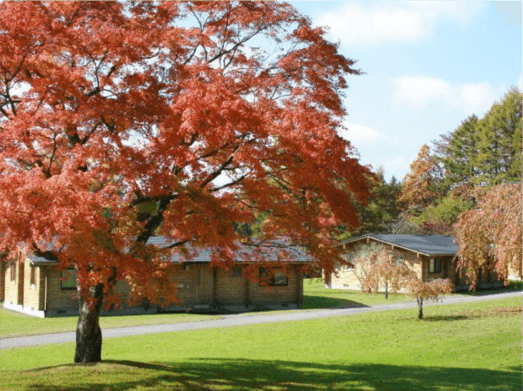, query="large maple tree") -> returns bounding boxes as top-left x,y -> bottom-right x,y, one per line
0,2 -> 371,363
